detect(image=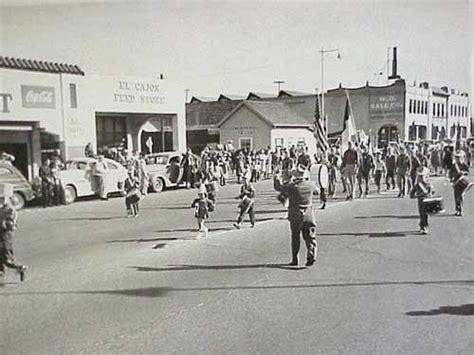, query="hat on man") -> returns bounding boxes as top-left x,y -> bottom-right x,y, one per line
0,183 -> 14,198
292,164 -> 310,181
